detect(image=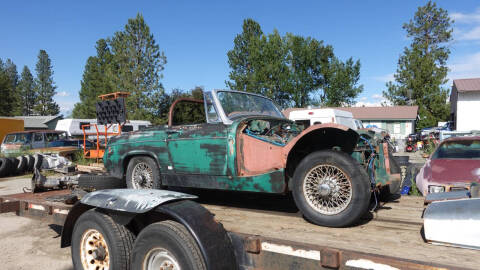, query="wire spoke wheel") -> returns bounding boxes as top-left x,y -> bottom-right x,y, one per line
80,229 -> 110,270
303,164 -> 353,215
132,162 -> 154,189
144,247 -> 181,270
